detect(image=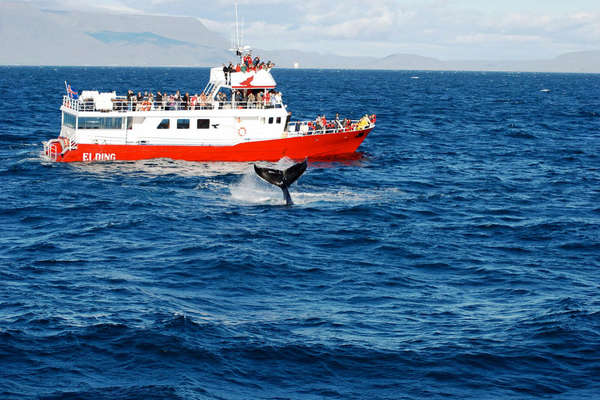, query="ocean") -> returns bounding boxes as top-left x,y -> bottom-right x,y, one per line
0,66 -> 599,399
